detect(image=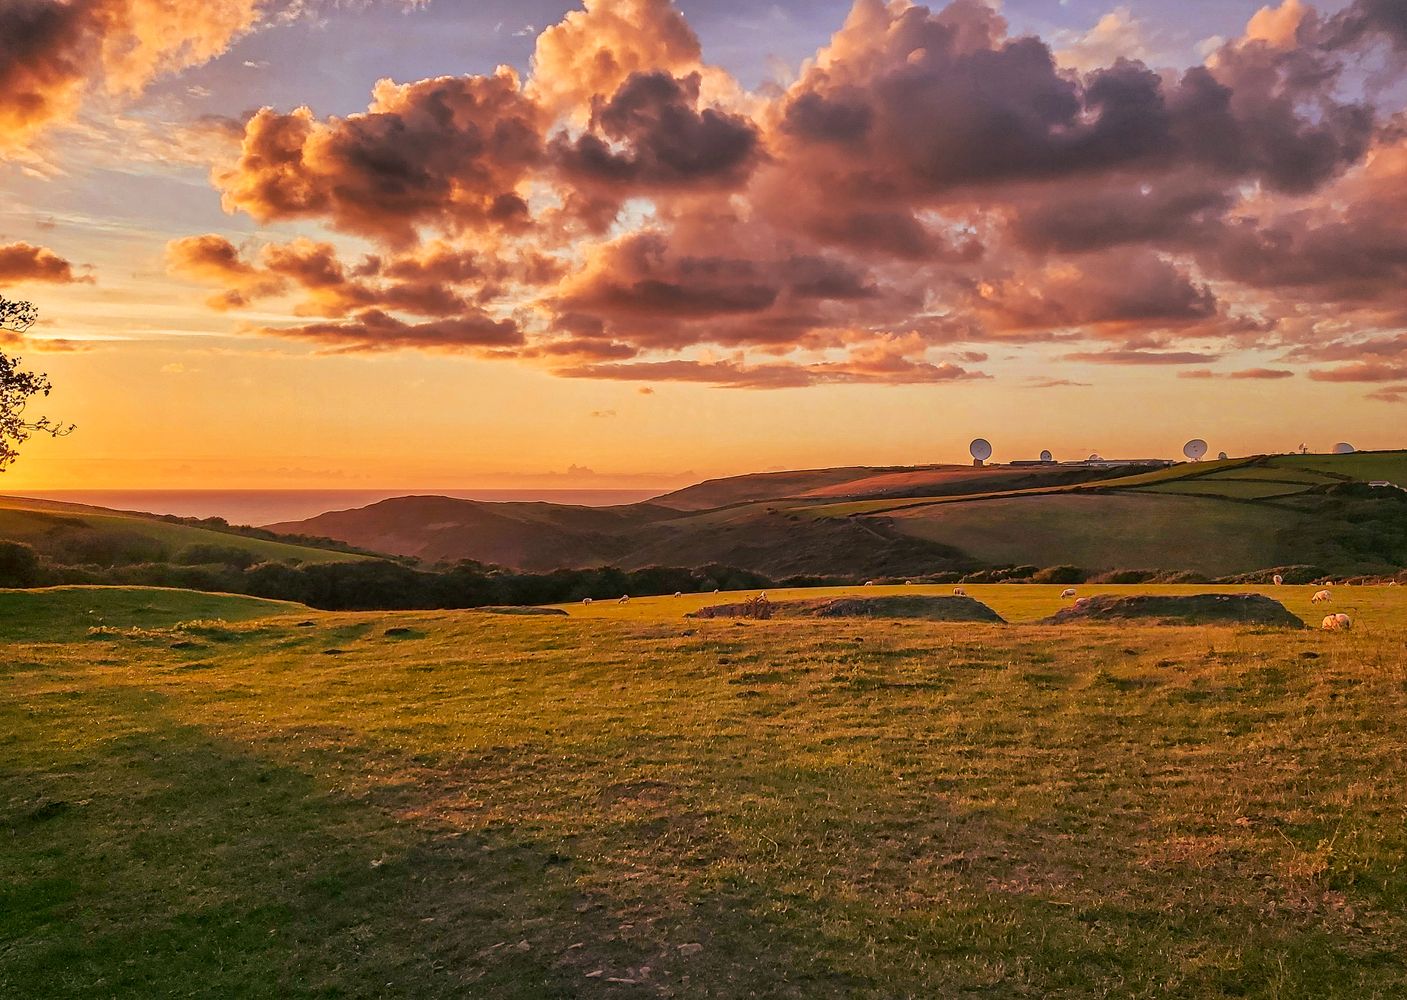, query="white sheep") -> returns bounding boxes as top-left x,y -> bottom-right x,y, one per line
953,587 -> 967,596
864,580 -> 876,587
1061,588 -> 1078,599
758,591 -> 767,601
674,592 -> 683,598
618,595 -> 631,605
1322,613 -> 1352,631
582,597 -> 593,605
1312,590 -> 1332,604
1272,574 -> 1284,586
